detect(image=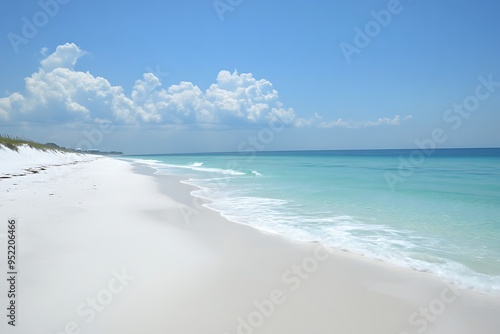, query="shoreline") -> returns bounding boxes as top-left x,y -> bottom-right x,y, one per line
130,158 -> 500,297
128,159 -> 500,331
1,156 -> 499,333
